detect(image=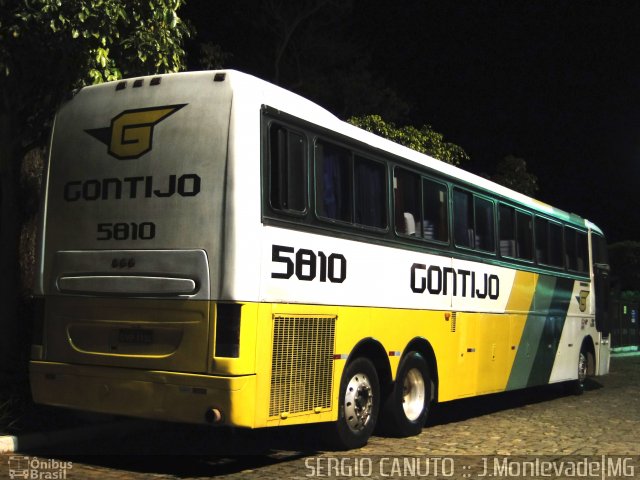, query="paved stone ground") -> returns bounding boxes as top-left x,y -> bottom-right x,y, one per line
1,355 -> 639,479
